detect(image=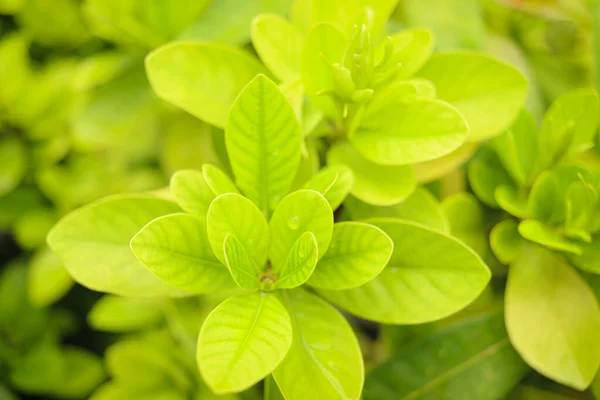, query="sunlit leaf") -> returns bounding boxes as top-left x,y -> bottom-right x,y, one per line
207,193 -> 270,266
268,190 -> 333,268
301,23 -> 346,121
345,187 -> 449,232
518,220 -> 582,255
537,89 -> 600,170
417,52 -> 528,141
226,75 -> 302,215
47,195 -> 185,297
27,247 -> 73,308
88,295 -> 163,332
318,219 -> 491,323
273,289 -> 363,400
197,292 -> 292,394
381,29 -> 434,80
179,0 -> 291,46
223,234 -> 260,289
349,99 -> 469,165
308,222 -> 393,290
302,165 -> 354,211
490,220 -> 523,265
273,231 -> 319,289
146,42 -> 267,128
506,244 -> 600,390
327,141 -> 415,206
252,14 -> 303,81
132,213 -> 234,293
